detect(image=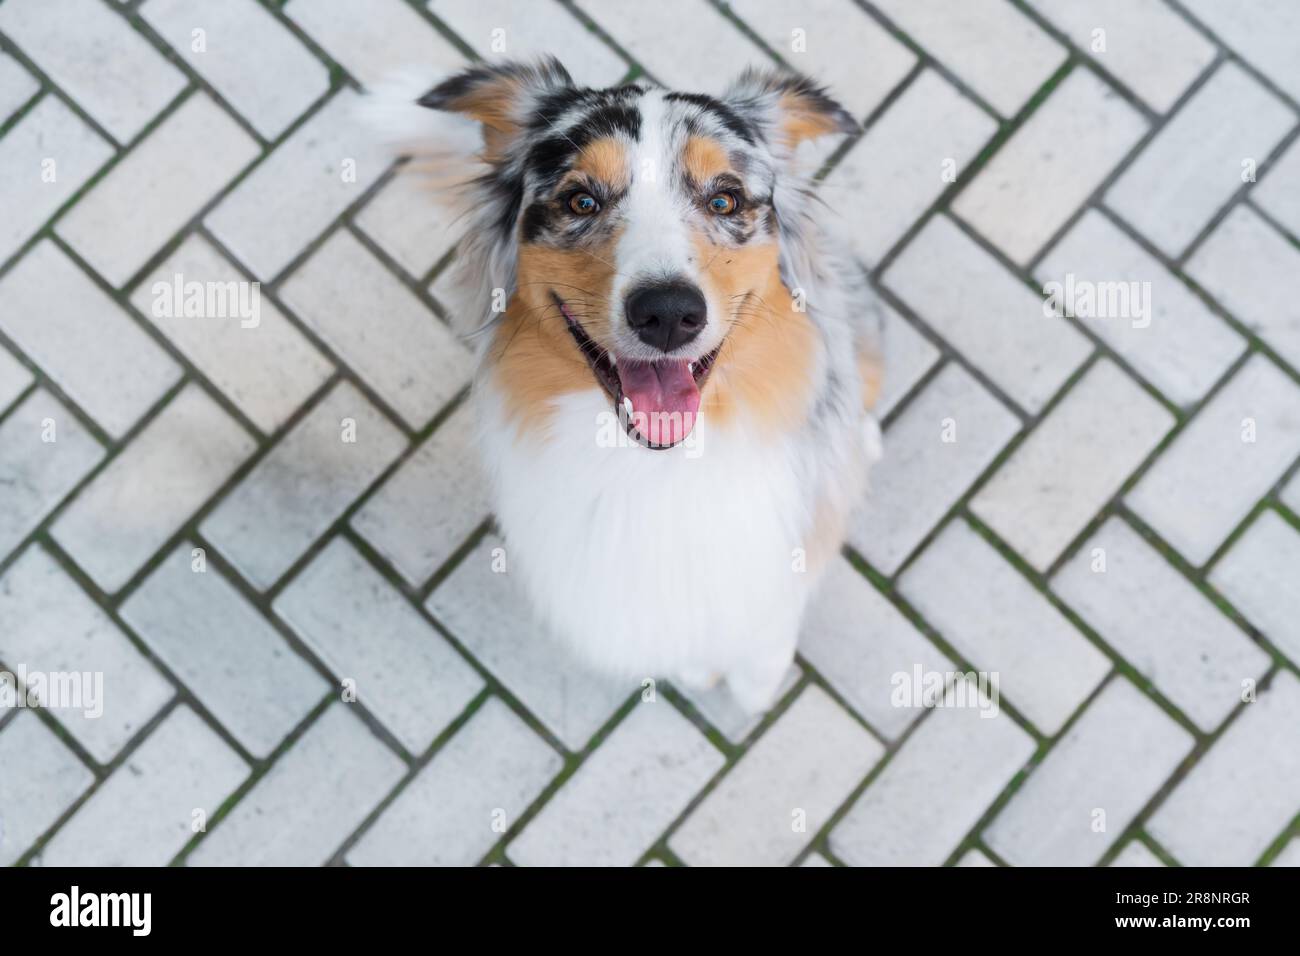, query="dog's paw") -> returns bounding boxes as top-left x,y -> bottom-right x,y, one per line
674,666 -> 723,692
726,666 -> 788,715
863,414 -> 884,465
